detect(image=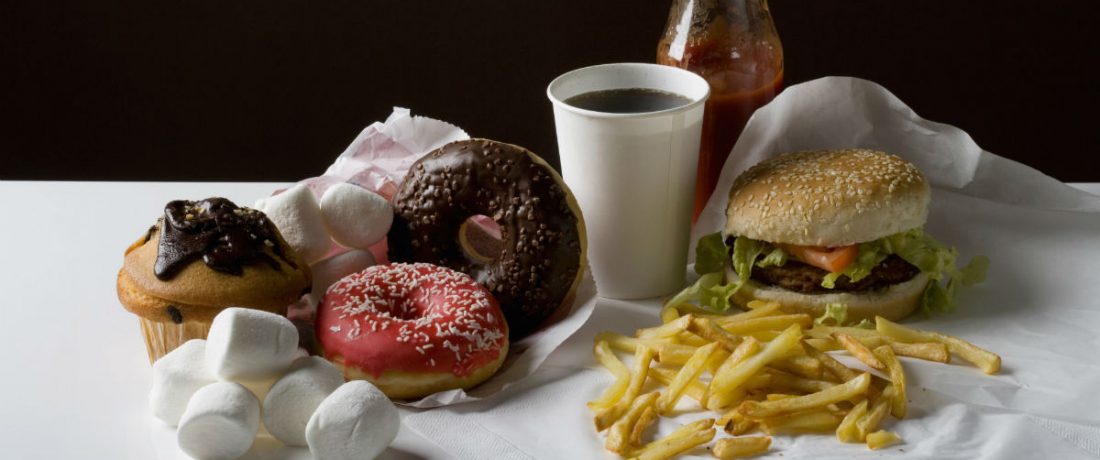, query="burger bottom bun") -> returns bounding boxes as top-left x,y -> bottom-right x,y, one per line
731,273 -> 929,322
